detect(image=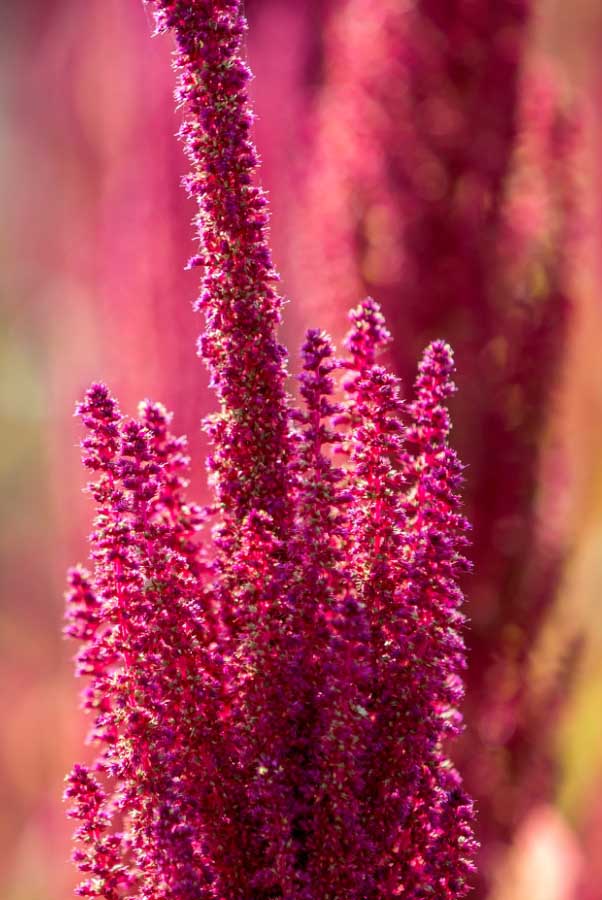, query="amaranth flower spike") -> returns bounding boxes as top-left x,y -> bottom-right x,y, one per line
64,3 -> 476,898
